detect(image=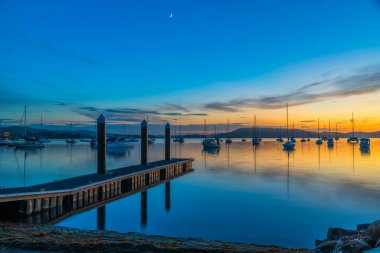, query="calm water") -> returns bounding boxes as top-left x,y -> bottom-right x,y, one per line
1,139 -> 380,249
